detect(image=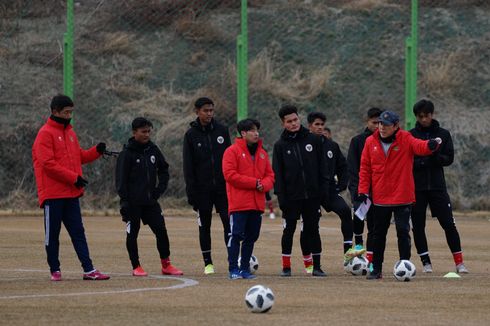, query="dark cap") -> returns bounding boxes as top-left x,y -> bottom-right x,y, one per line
378,111 -> 400,126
